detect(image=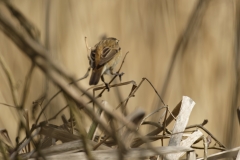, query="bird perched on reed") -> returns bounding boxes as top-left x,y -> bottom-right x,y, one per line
86,37 -> 123,90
